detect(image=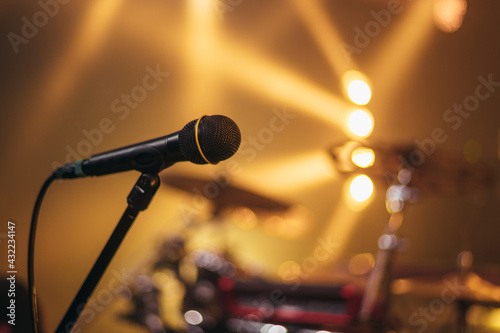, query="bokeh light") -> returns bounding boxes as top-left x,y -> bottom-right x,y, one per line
398,168 -> 412,185
349,175 -> 374,202
434,0 -> 467,33
184,310 -> 203,325
342,70 -> 372,105
231,207 -> 258,230
351,147 -> 375,168
378,234 -> 398,250
347,80 -> 372,105
348,110 -> 374,138
386,184 -> 411,213
268,325 -> 287,333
